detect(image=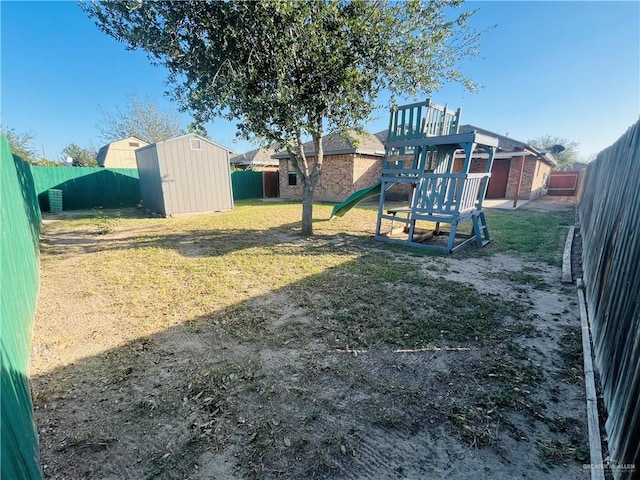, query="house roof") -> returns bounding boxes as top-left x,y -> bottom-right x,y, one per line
231,145 -> 281,167
269,125 -> 556,166
96,136 -> 148,166
272,131 -> 386,159
459,124 -> 557,167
